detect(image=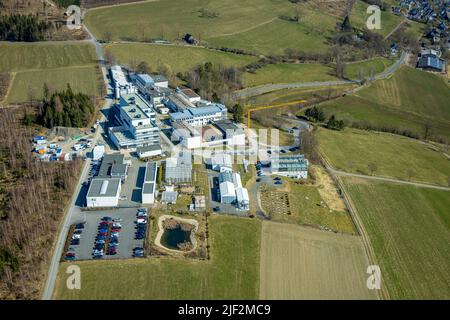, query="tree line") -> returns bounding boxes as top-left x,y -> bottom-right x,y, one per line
0,14 -> 50,41
0,108 -> 82,299
183,61 -> 243,103
304,106 -> 346,130
38,84 -> 95,129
